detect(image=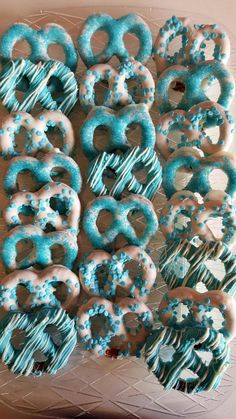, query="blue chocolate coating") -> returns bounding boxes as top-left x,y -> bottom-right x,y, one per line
78,13 -> 152,67
1,225 -> 78,270
162,149 -> 236,198
87,147 -> 162,200
83,195 -> 158,251
156,61 -> 234,114
0,307 -> 77,376
0,59 -> 78,114
4,152 -> 82,194
144,326 -> 230,393
0,23 -> 78,71
80,104 -> 155,160
159,239 -> 236,294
